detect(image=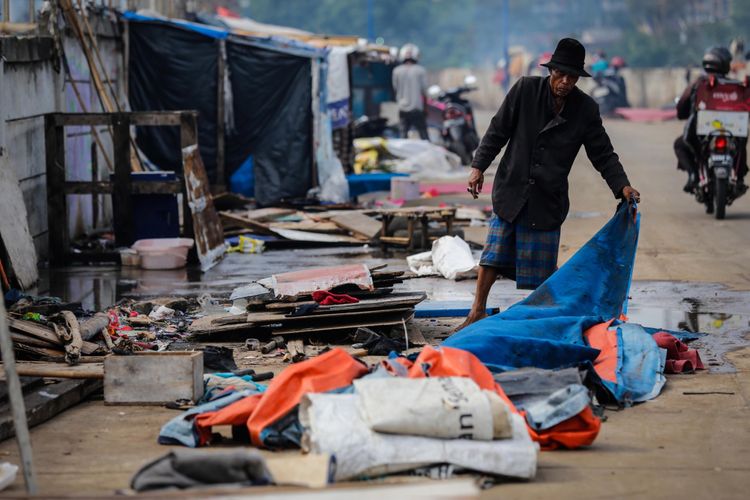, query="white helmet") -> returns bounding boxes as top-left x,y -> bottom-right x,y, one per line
399,43 -> 420,63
